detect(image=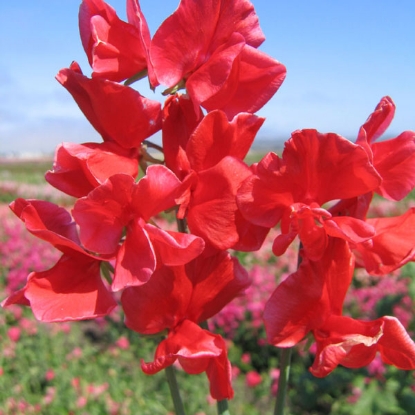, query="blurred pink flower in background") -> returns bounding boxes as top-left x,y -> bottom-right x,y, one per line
245,370 -> 262,387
